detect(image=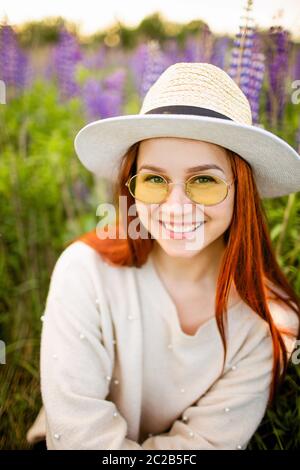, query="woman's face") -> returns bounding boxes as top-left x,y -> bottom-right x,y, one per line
134,137 -> 235,258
